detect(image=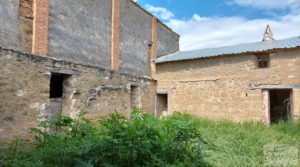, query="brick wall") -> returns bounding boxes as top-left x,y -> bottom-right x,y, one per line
155,48 -> 300,122
32,0 -> 49,55
150,17 -> 158,76
111,0 -> 120,71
